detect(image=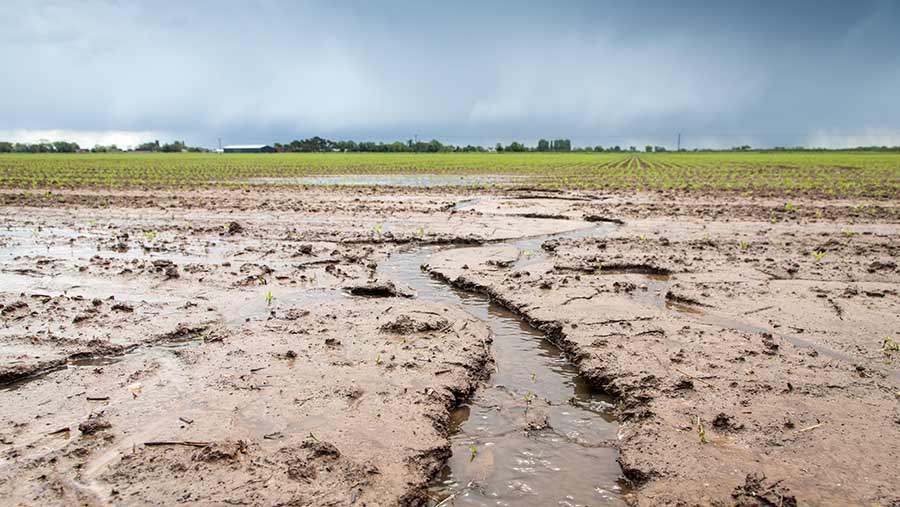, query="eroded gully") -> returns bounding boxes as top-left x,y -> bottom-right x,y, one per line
378,221 -> 625,507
